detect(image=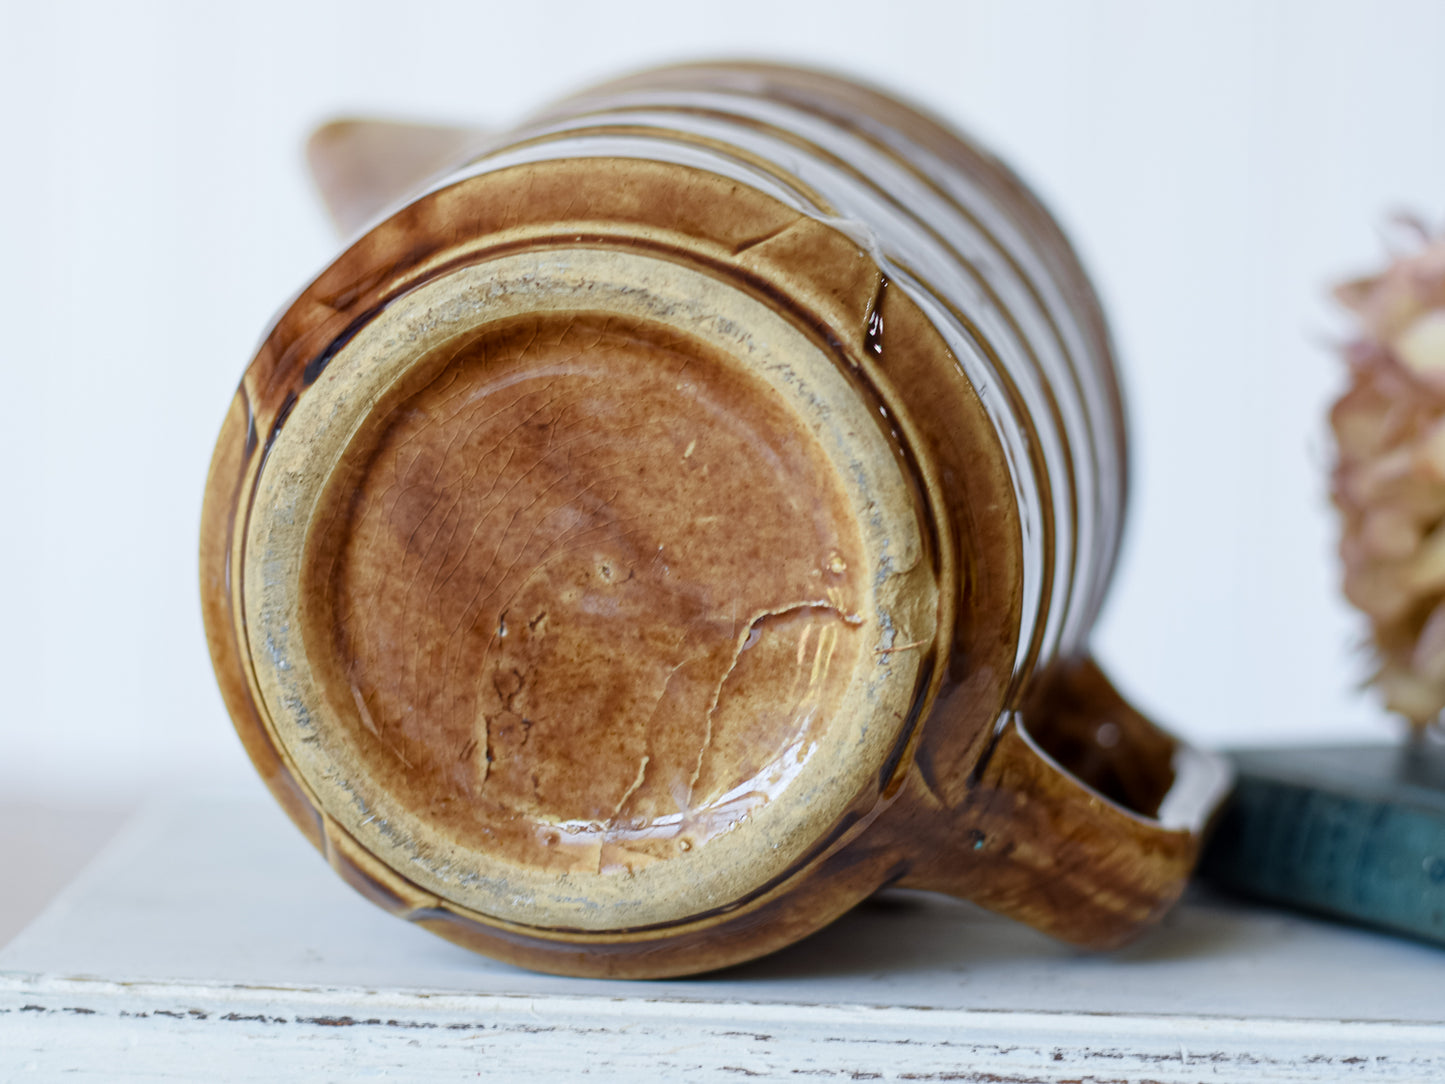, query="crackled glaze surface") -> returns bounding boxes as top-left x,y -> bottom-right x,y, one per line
201,61 -> 1229,977
239,245 -> 938,932
305,311 -> 867,873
